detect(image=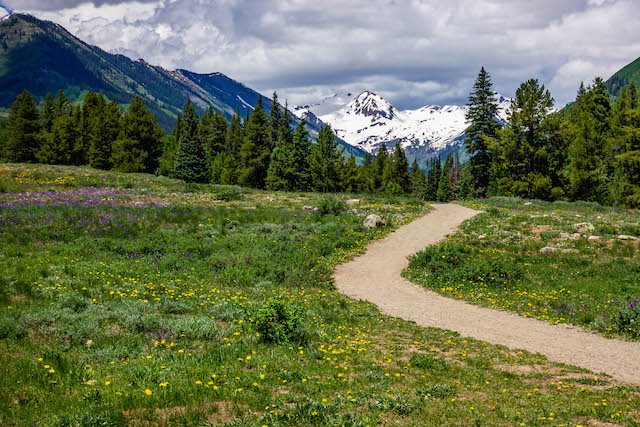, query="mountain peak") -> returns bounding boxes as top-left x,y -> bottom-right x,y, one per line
348,90 -> 395,120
